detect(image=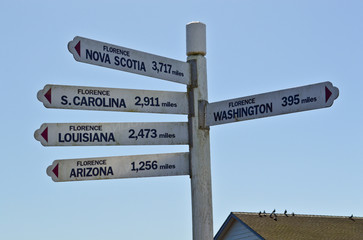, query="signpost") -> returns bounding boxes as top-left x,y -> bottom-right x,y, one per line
186,22 -> 214,240
37,84 -> 188,114
34,122 -> 189,146
35,22 -> 340,240
46,152 -> 189,182
68,36 -> 190,85
204,81 -> 339,127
